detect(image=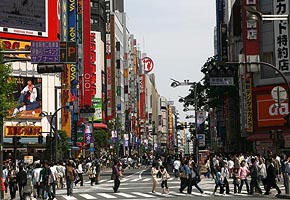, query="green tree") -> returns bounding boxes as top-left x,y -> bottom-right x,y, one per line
0,52 -> 16,124
57,130 -> 70,160
93,129 -> 109,157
